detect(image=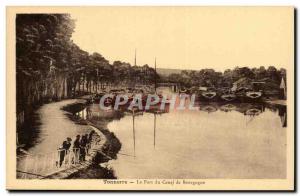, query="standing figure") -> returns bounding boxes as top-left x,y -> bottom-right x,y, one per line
80,135 -> 87,161
73,135 -> 81,163
88,131 -> 95,151
59,137 -> 73,166
88,130 -> 95,144
65,137 -> 72,153
58,140 -> 67,167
